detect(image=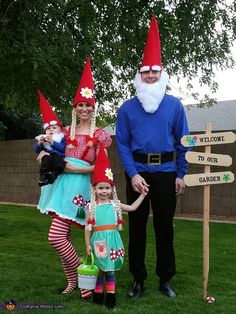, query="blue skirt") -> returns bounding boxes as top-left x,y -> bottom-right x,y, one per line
37,157 -> 91,226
